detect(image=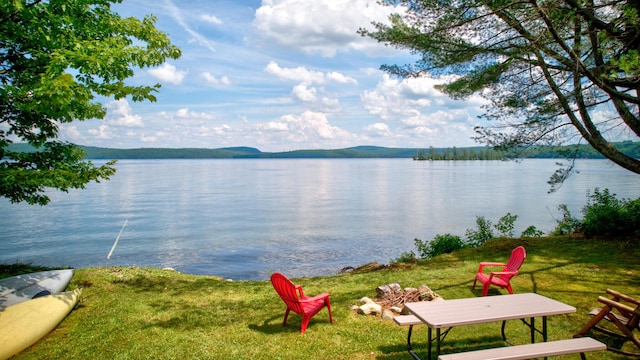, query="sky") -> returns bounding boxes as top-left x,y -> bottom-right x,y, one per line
59,0 -> 488,152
